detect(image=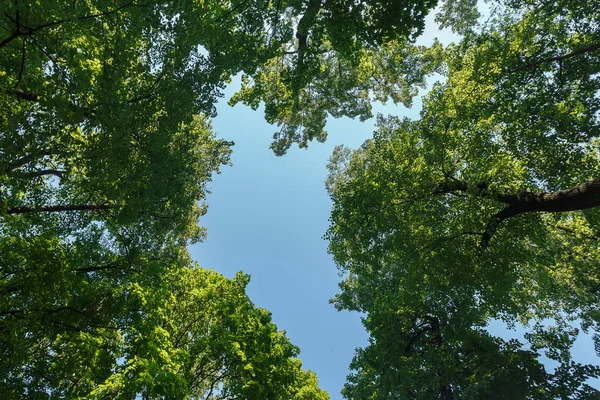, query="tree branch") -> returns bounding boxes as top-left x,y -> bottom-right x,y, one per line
126,69 -> 167,103
480,205 -> 524,248
0,30 -> 20,50
496,177 -> 600,211
0,1 -> 146,50
7,203 -> 113,214
10,87 -> 39,101
511,42 -> 600,73
295,0 -> 322,68
481,177 -> 600,247
12,169 -> 64,179
7,149 -> 53,170
15,36 -> 25,87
